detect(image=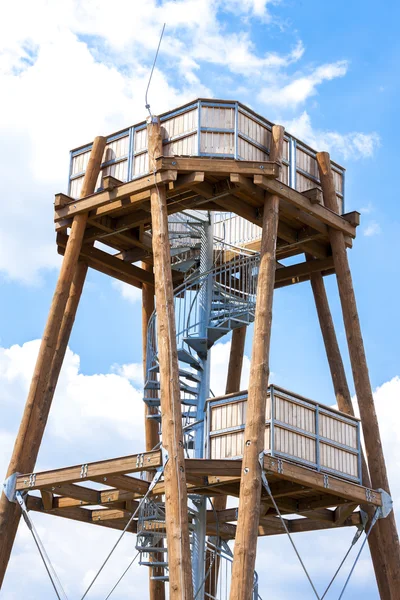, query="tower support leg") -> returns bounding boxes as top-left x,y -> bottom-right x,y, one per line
0,136 -> 106,589
310,268 -> 392,599
147,117 -> 193,600
317,151 -> 400,598
229,125 -> 285,600
206,325 -> 247,598
142,262 -> 165,600
142,262 -> 160,453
